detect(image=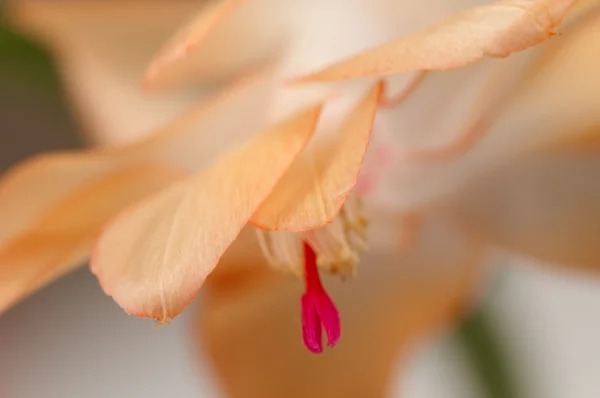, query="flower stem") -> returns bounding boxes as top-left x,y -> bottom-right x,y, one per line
453,306 -> 522,398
